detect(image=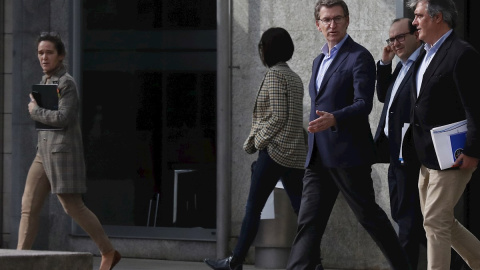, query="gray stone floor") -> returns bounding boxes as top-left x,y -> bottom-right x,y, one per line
92,256 -> 286,270
92,256 -> 348,270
